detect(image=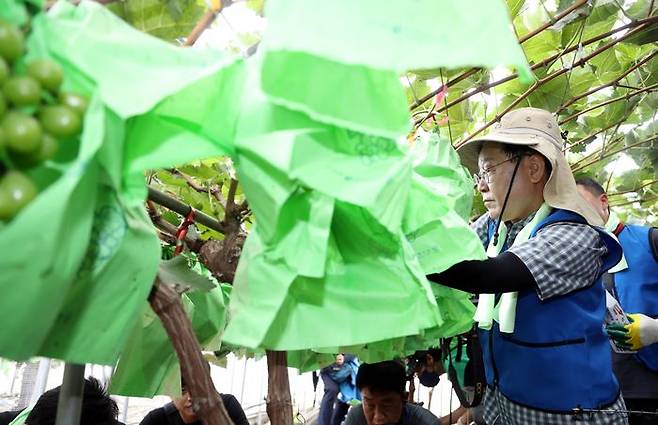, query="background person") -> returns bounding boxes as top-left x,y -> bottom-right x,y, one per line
319,354 -> 360,425
577,177 -> 658,424
343,361 -> 438,425
139,372 -> 248,425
